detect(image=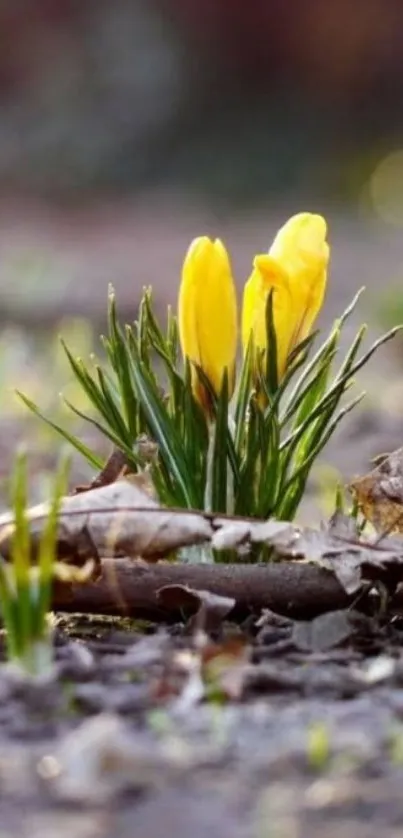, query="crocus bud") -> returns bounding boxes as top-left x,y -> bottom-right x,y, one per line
242,213 -> 329,381
178,236 -> 238,413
